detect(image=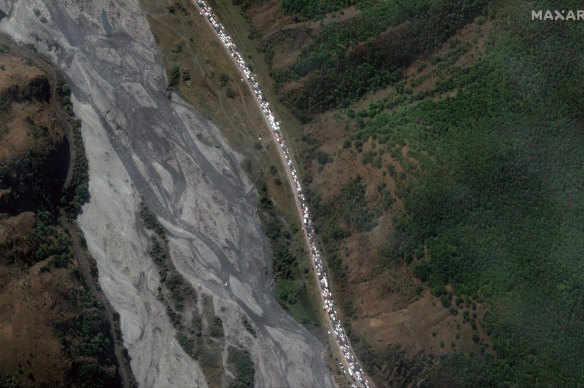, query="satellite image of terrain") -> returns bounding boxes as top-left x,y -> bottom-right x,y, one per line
1,0 -> 584,387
